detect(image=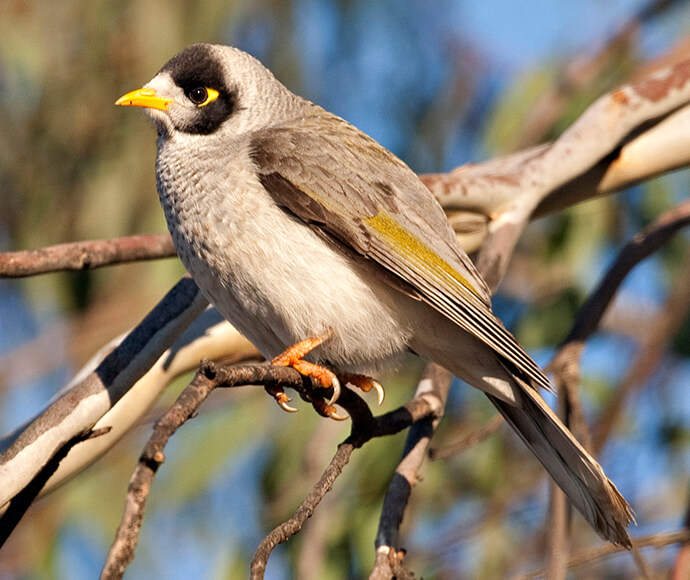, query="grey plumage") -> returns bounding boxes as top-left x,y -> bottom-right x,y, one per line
117,43 -> 634,546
